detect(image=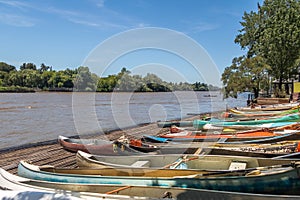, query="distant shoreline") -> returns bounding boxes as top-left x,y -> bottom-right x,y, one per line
0,86 -> 35,93
0,86 -> 221,93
